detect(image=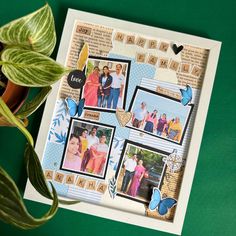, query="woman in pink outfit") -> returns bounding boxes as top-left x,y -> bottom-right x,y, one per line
83,66 -> 101,107
128,160 -> 146,197
63,134 -> 82,171
144,109 -> 158,133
